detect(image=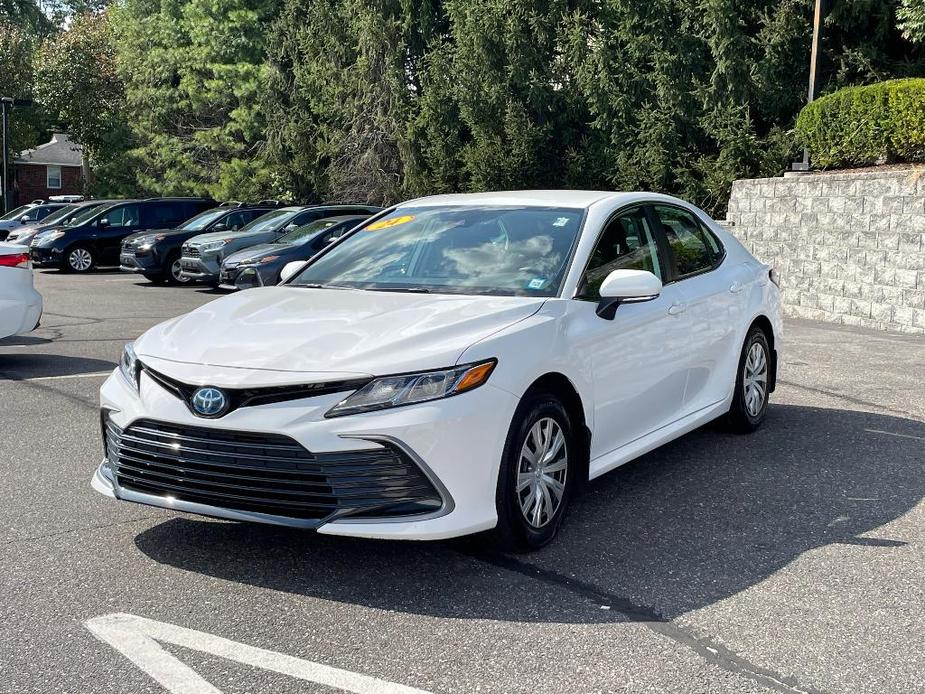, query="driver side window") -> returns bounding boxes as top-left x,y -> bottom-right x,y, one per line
578,207 -> 662,299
